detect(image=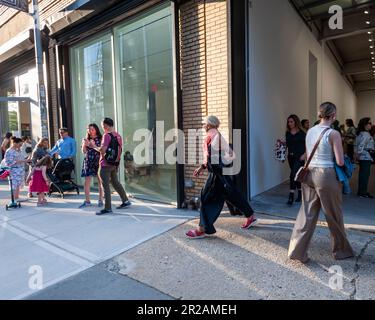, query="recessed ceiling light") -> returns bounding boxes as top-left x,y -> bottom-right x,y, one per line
368,31 -> 373,34
366,21 -> 371,24
365,10 -> 370,14
370,45 -> 374,48
369,39 -> 373,42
